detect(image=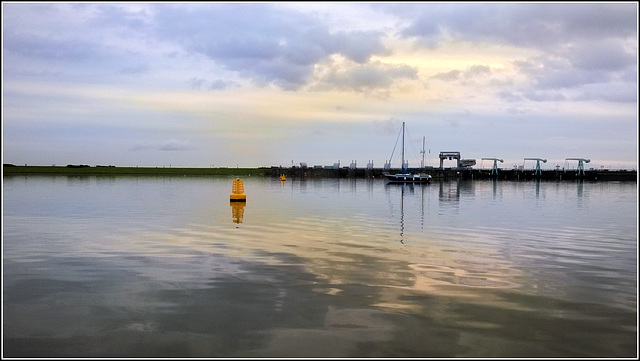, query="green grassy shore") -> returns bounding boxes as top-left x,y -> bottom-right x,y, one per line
3,165 -> 268,177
